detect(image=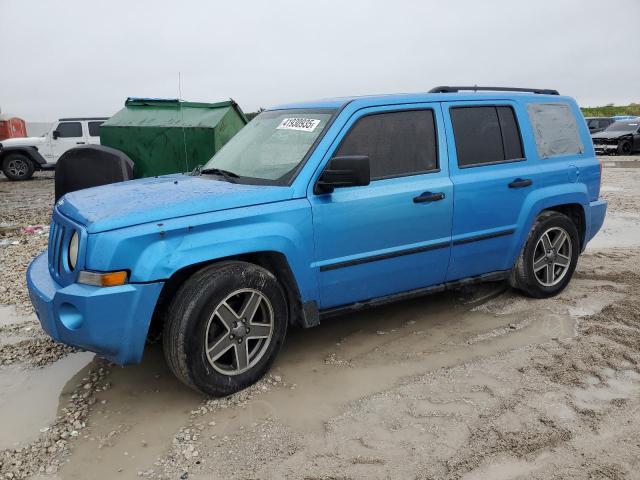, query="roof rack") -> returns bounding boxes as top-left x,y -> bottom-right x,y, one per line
59,117 -> 110,121
429,86 -> 560,95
